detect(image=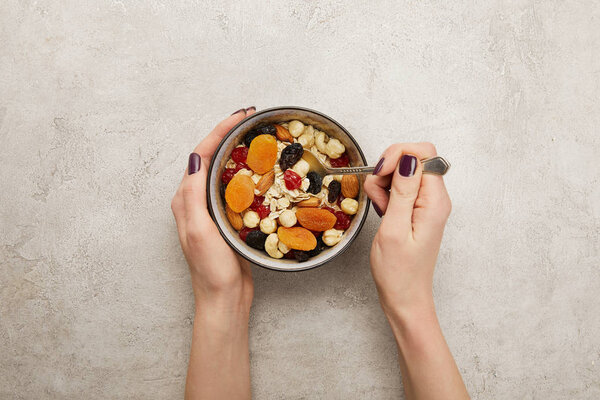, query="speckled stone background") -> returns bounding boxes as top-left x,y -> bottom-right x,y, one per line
1,1 -> 599,399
